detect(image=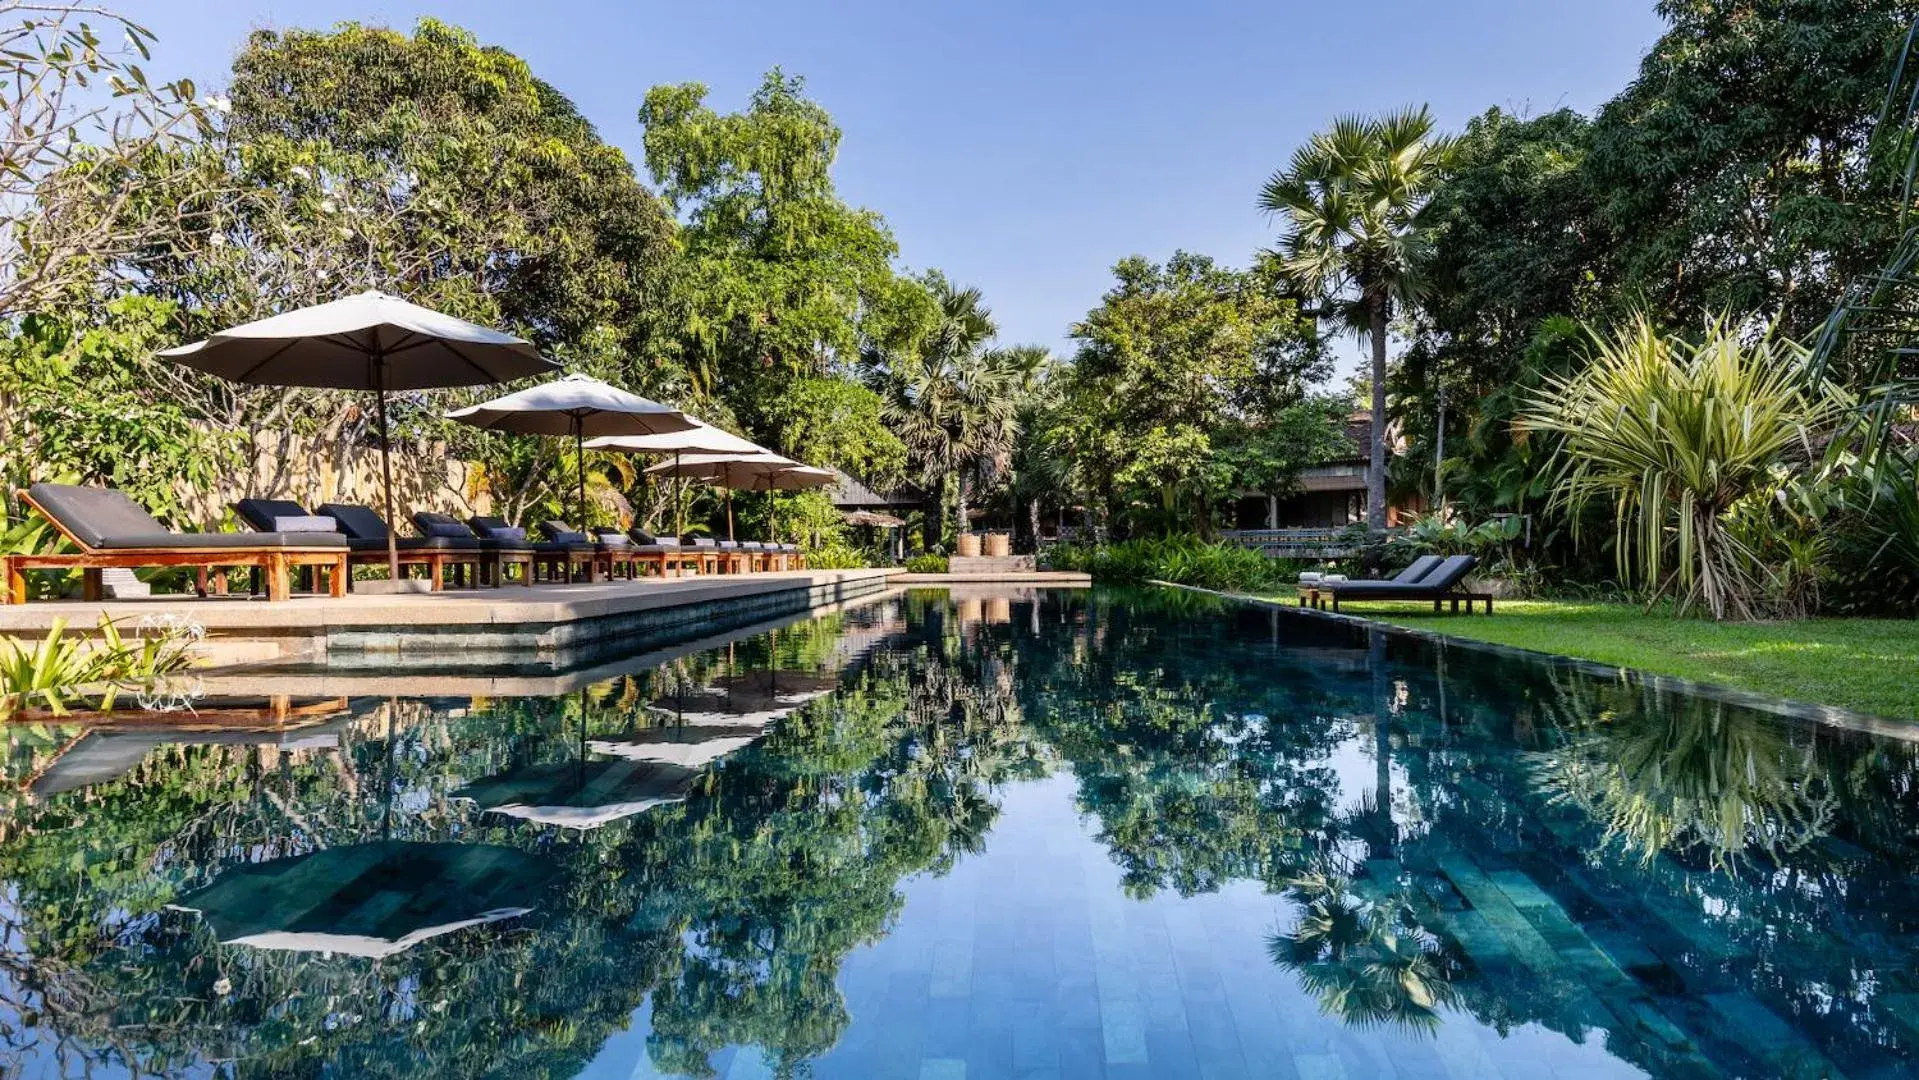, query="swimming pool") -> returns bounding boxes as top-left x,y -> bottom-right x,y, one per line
0,587 -> 1913,1078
